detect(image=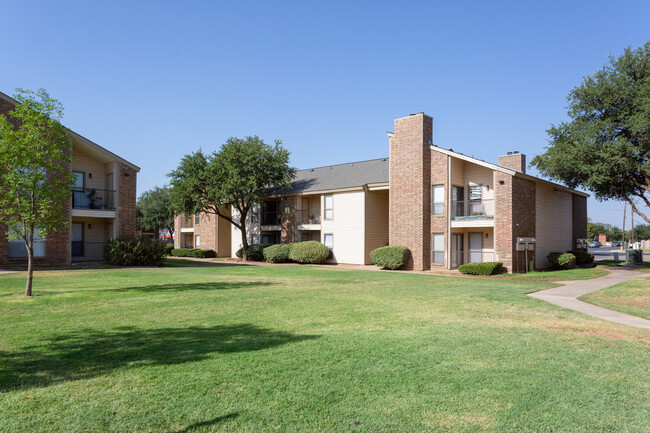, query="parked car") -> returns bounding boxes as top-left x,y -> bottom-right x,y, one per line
611,241 -> 622,248
588,241 -> 601,248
